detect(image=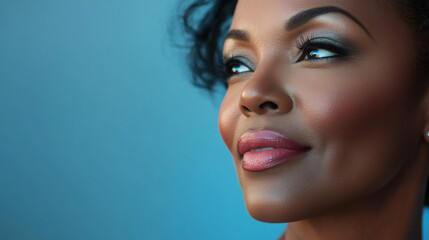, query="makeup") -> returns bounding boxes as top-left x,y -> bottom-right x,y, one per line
223,54 -> 254,80
238,130 -> 310,171
295,36 -> 352,62
218,0 -> 424,226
